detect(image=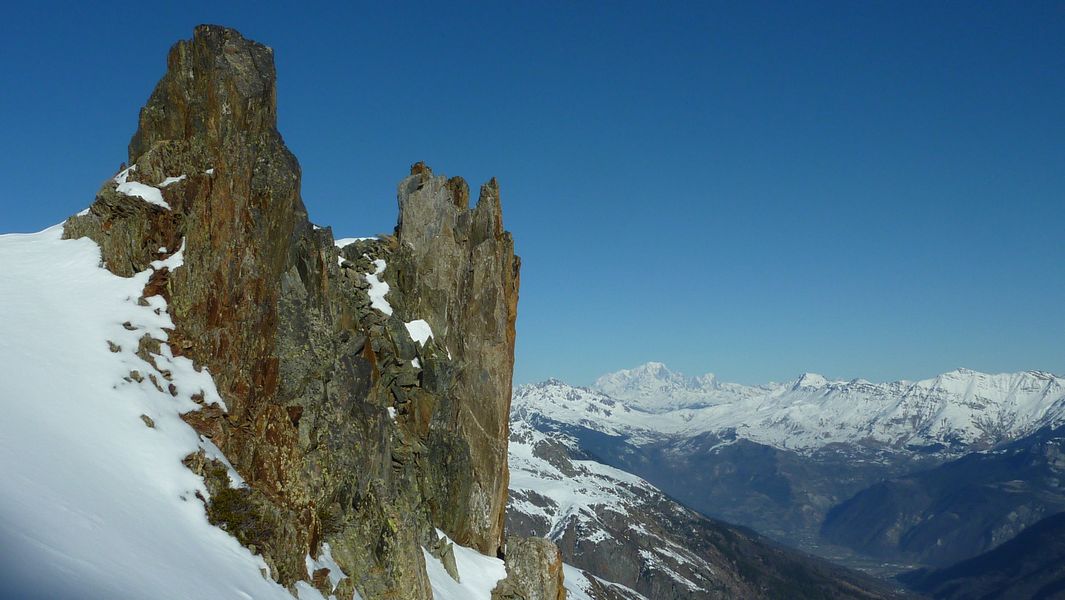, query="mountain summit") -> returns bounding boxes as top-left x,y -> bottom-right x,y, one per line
593,362 -> 763,412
